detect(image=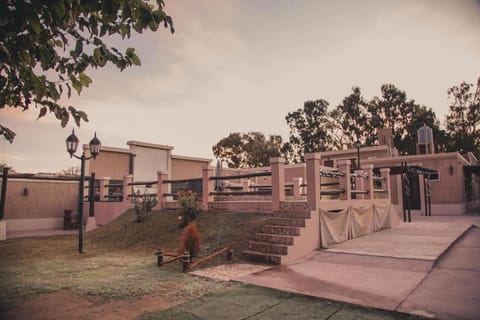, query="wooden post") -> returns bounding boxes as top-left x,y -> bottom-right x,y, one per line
182,251 -> 190,272
156,248 -> 164,266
